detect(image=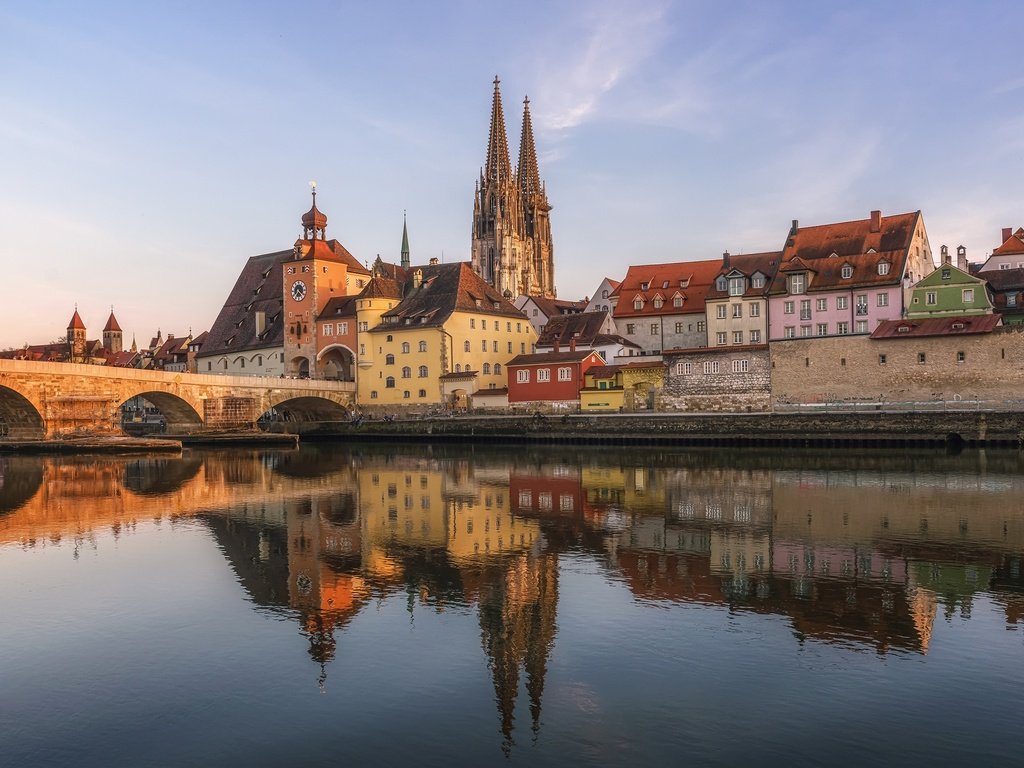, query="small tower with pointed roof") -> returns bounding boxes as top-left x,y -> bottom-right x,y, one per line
103,308 -> 123,354
471,77 -> 555,300
67,307 -> 86,362
401,212 -> 411,269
